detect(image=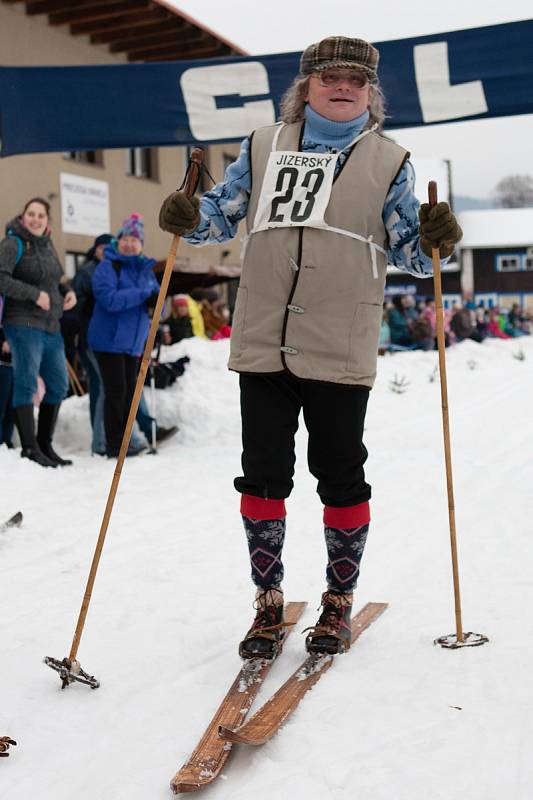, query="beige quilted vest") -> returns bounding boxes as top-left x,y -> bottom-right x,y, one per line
228,121 -> 408,387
